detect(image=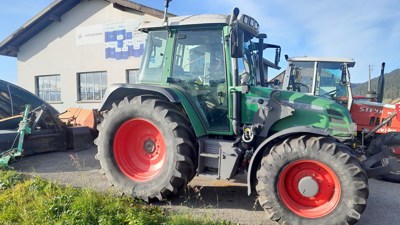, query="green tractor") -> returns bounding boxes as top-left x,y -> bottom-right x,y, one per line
95,6 -> 399,225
